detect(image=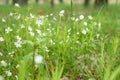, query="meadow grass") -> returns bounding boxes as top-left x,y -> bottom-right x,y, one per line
0,4 -> 120,80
